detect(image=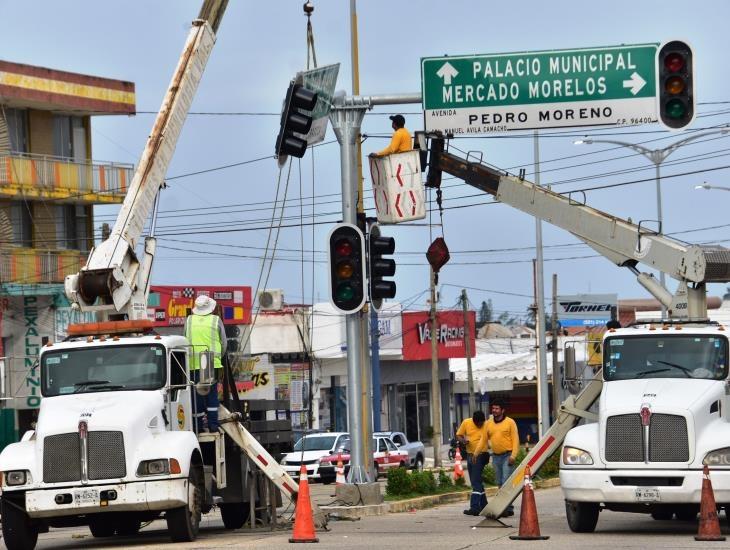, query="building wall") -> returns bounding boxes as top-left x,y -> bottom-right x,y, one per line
30,202 -> 57,248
